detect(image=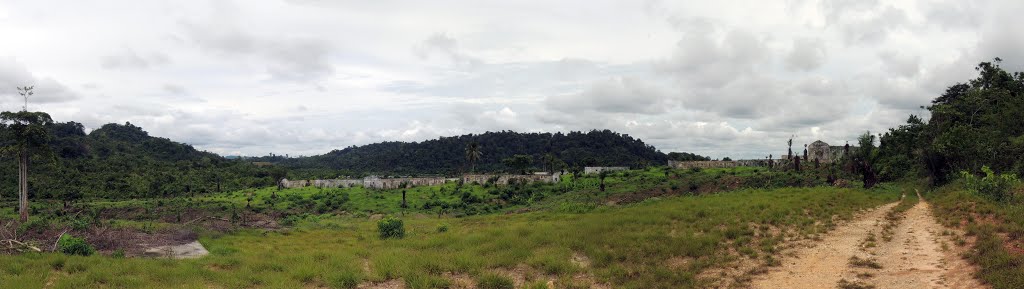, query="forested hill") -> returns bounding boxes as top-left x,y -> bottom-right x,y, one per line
1,120 -> 701,198
1,121 -> 284,199
277,130 -> 673,176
